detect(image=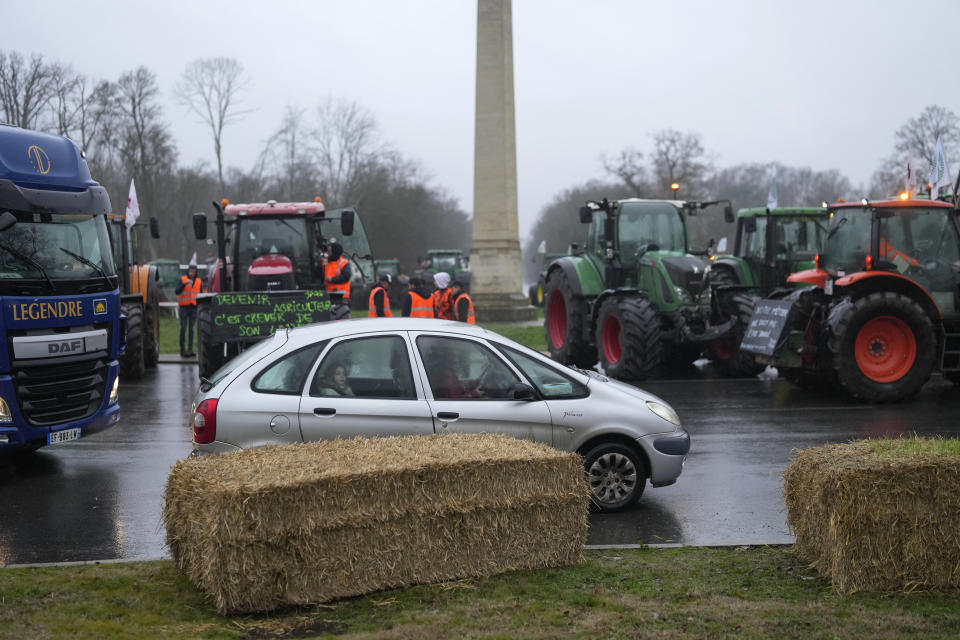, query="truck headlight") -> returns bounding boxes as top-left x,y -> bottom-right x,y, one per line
109,377 -> 119,405
0,397 -> 11,422
646,401 -> 680,427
